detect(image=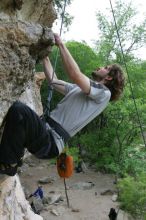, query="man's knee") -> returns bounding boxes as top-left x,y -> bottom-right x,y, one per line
7,101 -> 26,122
11,101 -> 25,110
